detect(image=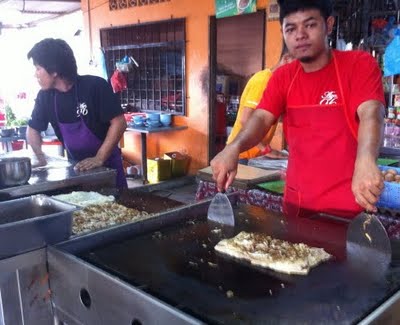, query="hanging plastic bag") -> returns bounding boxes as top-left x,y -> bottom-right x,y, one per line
116,55 -> 139,72
116,55 -> 133,72
110,70 -> 127,93
384,27 -> 400,77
